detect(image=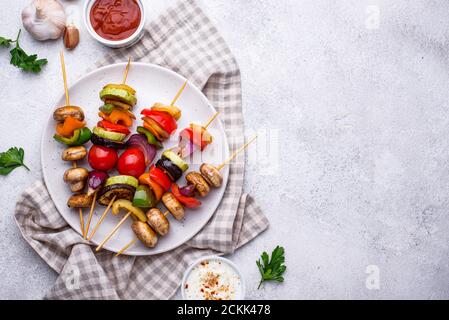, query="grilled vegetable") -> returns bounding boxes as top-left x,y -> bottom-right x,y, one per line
97,120 -> 130,135
67,193 -> 93,208
149,165 -> 171,191
112,199 -> 147,222
136,126 -> 162,149
63,167 -> 89,192
172,183 -> 201,208
162,150 -> 188,172
155,157 -> 183,182
151,102 -> 181,121
138,172 -> 164,201
56,116 -> 85,138
97,183 -> 135,206
133,185 -> 157,209
100,87 -> 137,106
104,175 -> 139,189
99,109 -> 134,127
87,170 -> 109,196
146,208 -> 169,236
142,117 -> 169,141
93,126 -> 126,142
53,106 -> 84,122
186,171 -> 210,197
53,127 -> 92,146
61,146 -> 87,161
131,221 -> 158,248
88,145 -> 118,172
200,163 -> 222,188
126,134 -> 156,166
141,109 -> 177,134
103,83 -> 136,95
90,133 -> 126,149
162,192 -> 184,220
